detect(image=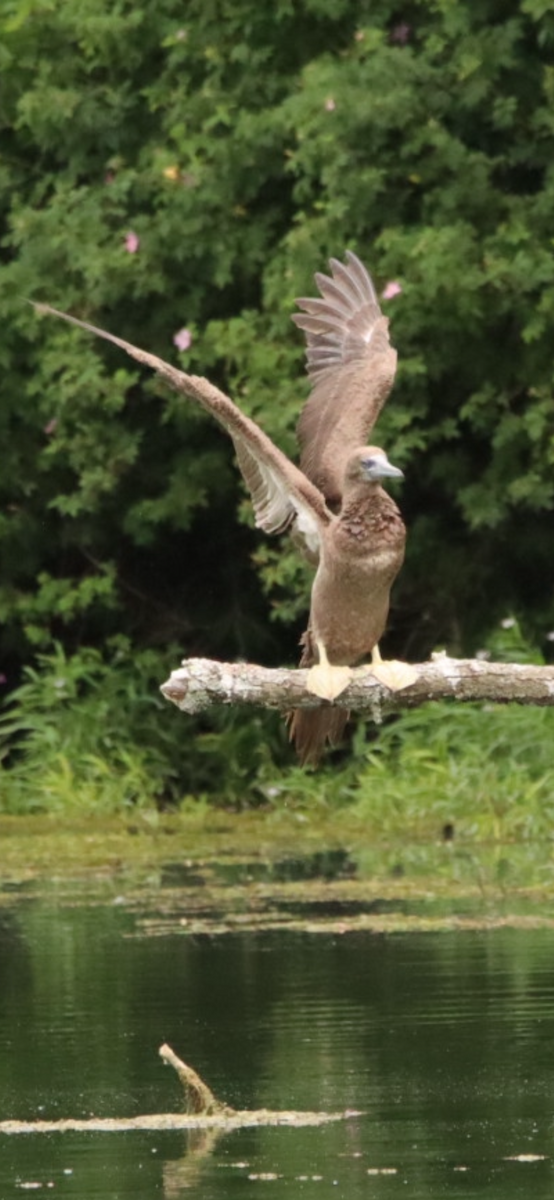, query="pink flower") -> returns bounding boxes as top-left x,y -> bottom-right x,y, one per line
124,231 -> 140,253
382,280 -> 403,300
173,327 -> 192,352
43,418 -> 58,435
324,97 -> 336,112
0,674 -> 6,686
